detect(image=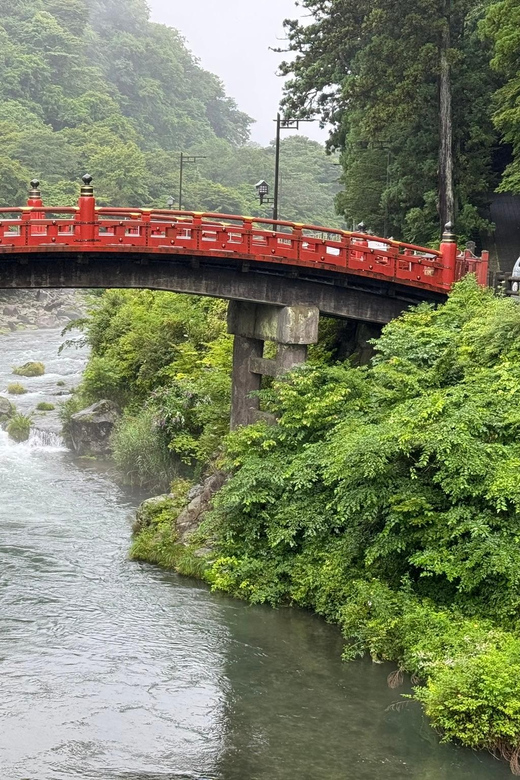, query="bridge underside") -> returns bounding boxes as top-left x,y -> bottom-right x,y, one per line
0,249 -> 446,428
0,249 -> 445,324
